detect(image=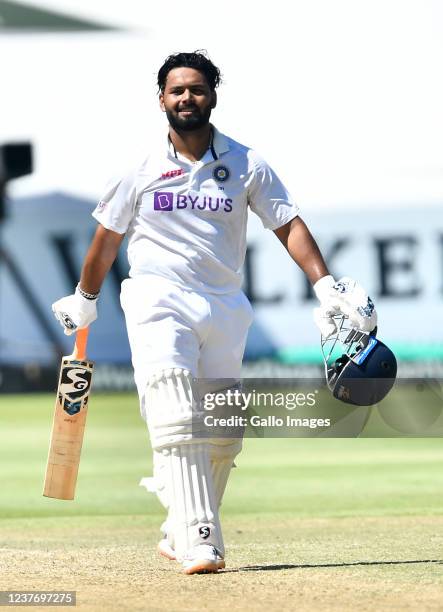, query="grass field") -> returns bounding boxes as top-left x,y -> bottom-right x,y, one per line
1,393 -> 442,611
